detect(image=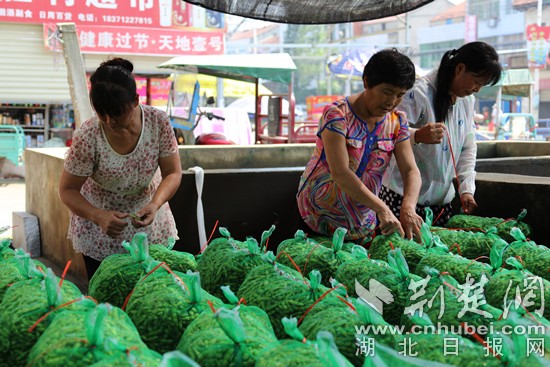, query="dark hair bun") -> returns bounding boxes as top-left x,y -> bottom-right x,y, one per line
100,57 -> 134,73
